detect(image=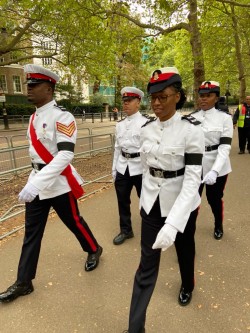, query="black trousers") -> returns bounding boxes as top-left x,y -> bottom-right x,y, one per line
128,198 -> 198,333
199,174 -> 228,230
17,191 -> 99,282
114,167 -> 142,233
238,127 -> 250,152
